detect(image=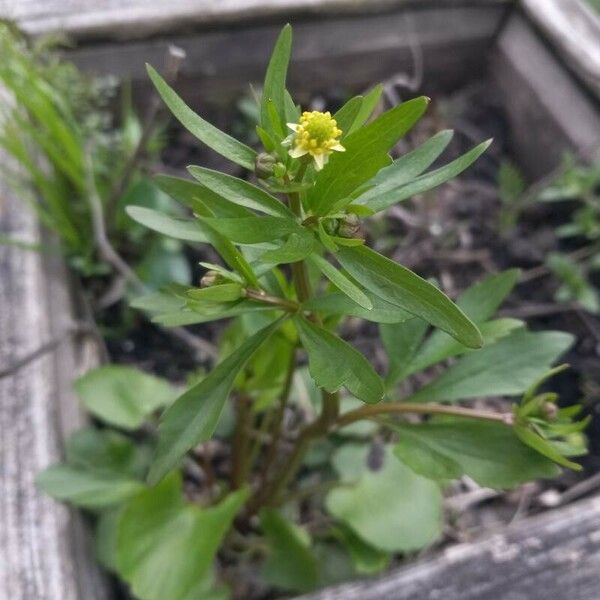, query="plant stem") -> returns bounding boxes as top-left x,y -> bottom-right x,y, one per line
288,162 -> 311,303
243,288 -> 299,312
336,402 -> 515,428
